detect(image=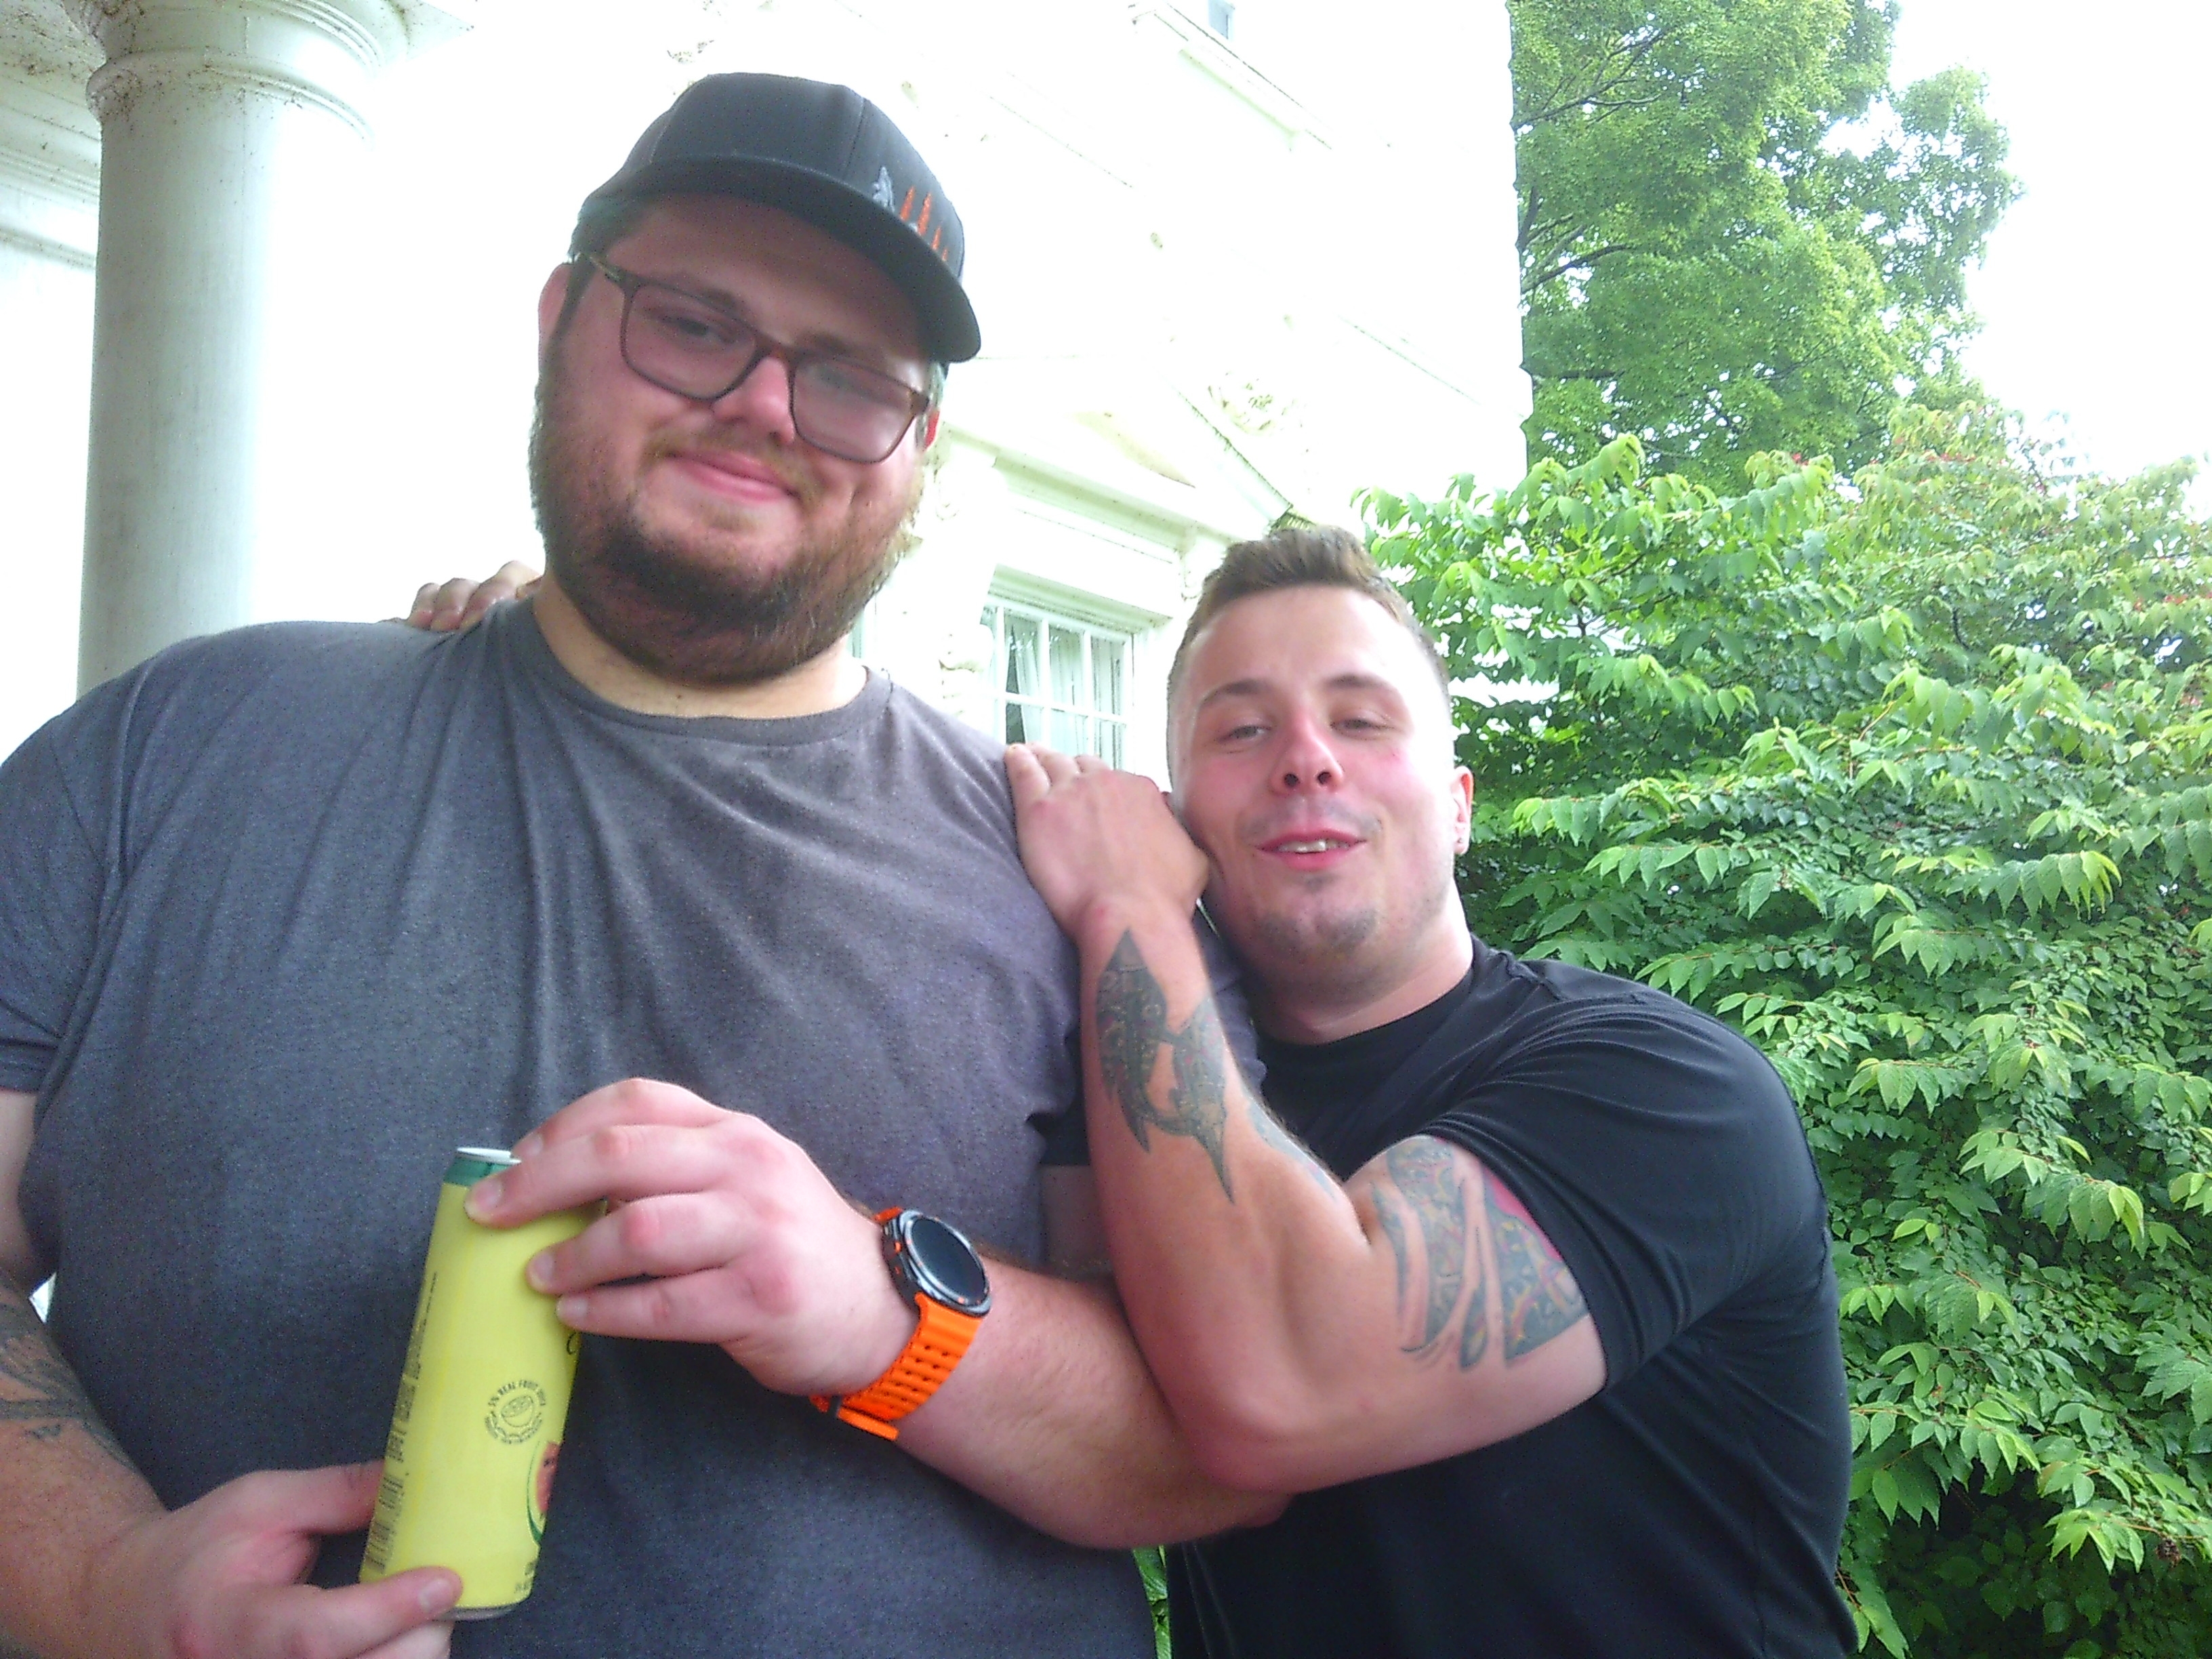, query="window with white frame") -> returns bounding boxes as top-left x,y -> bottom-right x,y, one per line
981,597 -> 1131,765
